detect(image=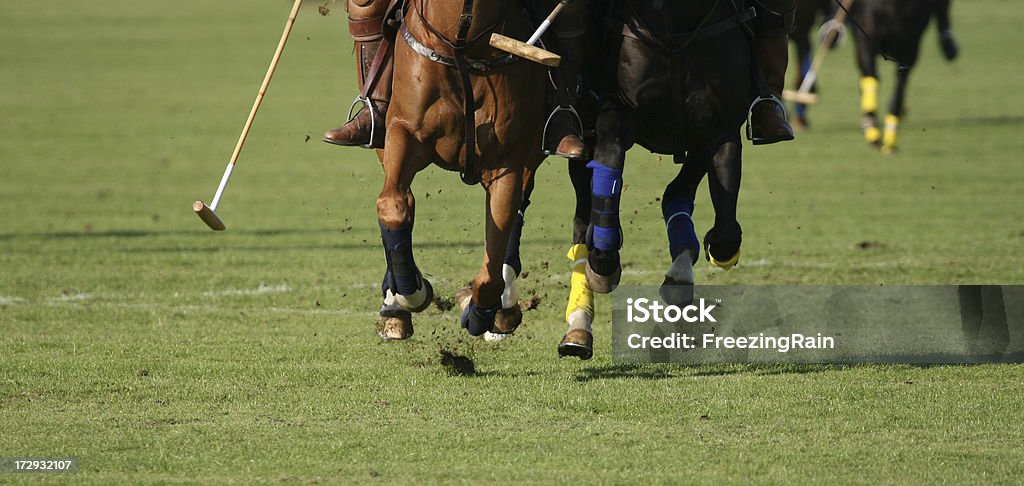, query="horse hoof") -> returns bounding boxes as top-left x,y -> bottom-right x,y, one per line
585,260 -> 621,294
704,232 -> 740,271
492,304 -> 523,335
659,277 -> 694,307
395,276 -> 434,313
558,328 -> 594,360
460,301 -> 500,337
376,309 -> 413,340
660,250 -> 695,306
